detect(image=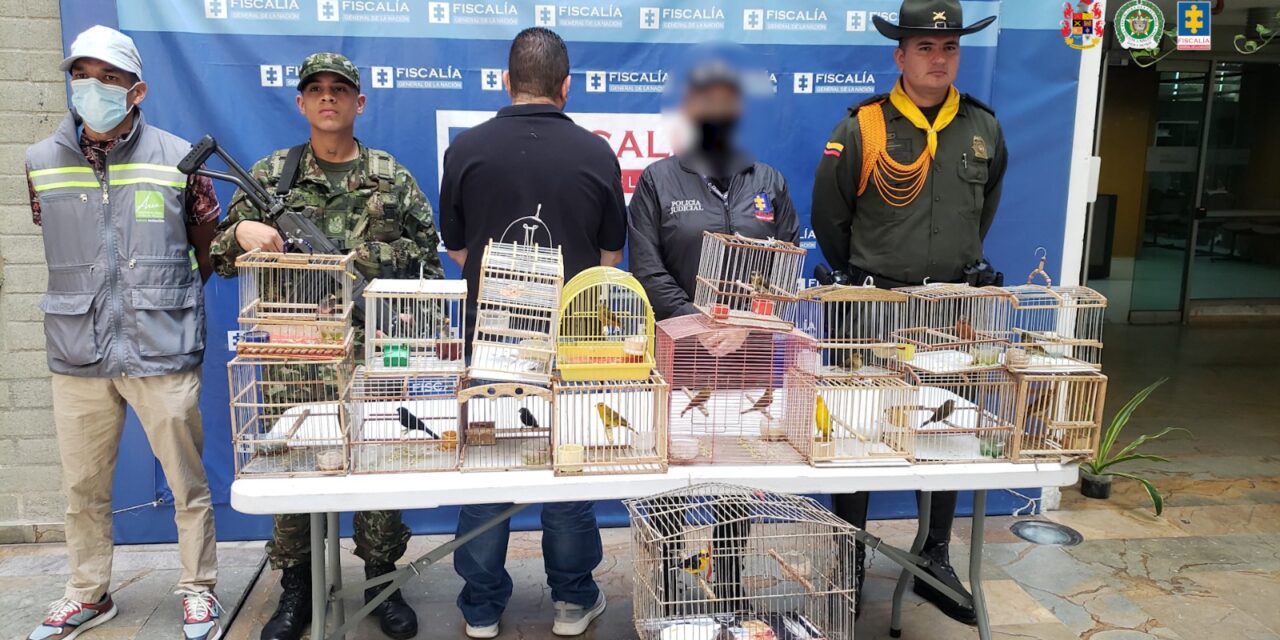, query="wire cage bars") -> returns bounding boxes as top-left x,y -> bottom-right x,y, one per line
364,278 -> 467,374
1012,371 -> 1107,461
234,249 -> 355,358
469,241 -> 564,385
626,483 -> 858,640
893,283 -> 1014,374
902,367 -> 1017,463
693,232 -> 806,332
657,314 -> 819,466
228,355 -> 355,477
457,382 -> 554,472
1004,284 -> 1107,373
811,377 -> 917,465
349,367 -> 461,474
793,283 -> 909,378
557,266 -> 656,382
551,375 -> 670,476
